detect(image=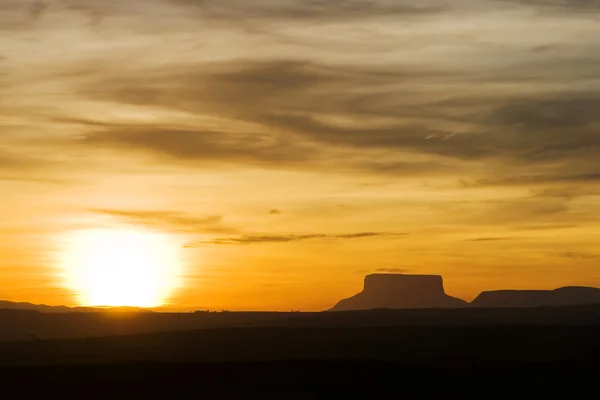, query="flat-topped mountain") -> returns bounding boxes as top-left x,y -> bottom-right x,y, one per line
471,286 -> 600,308
330,274 -> 467,311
